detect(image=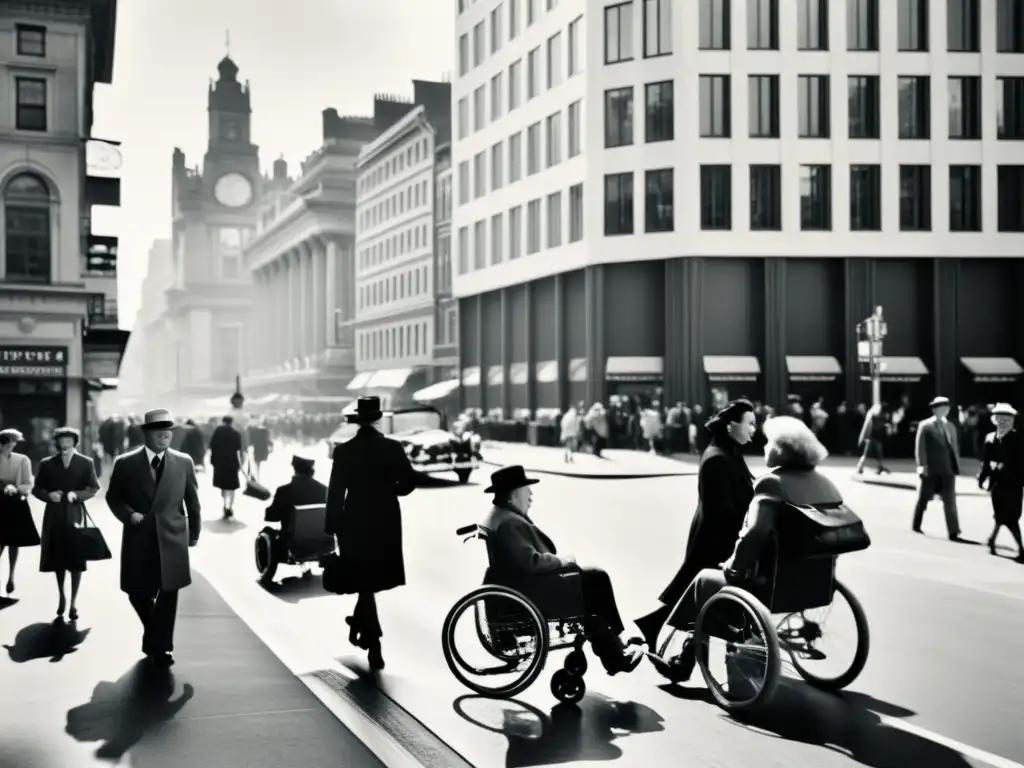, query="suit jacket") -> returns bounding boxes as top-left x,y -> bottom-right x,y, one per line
106,447 -> 201,593
482,504 -> 570,578
915,416 -> 960,476
266,474 -> 328,524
